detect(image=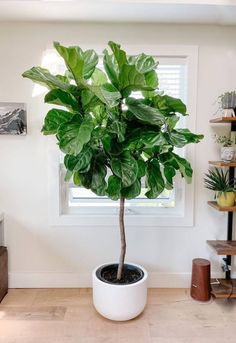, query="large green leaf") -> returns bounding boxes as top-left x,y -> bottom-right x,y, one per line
90,159 -> 107,196
120,64 -> 151,97
153,94 -> 187,116
91,68 -> 108,85
22,67 -> 72,92
129,53 -> 158,74
145,159 -> 165,198
160,152 -> 193,183
106,175 -> 122,200
111,151 -> 138,187
58,115 -> 94,155
42,108 -> 75,135
64,145 -> 93,172
164,165 -> 176,189
44,89 -> 80,112
103,49 -> 119,89
141,131 -> 168,147
126,97 -> 165,126
54,42 -> 98,83
88,83 -> 121,108
121,179 -> 141,200
108,41 -> 127,71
